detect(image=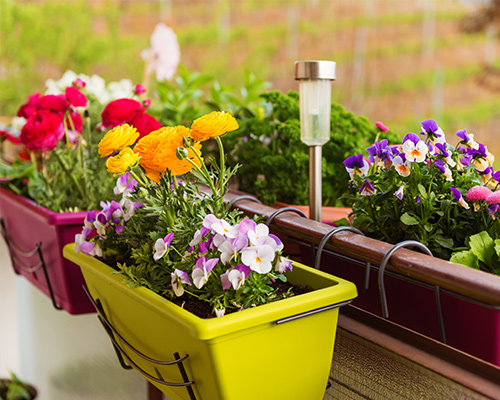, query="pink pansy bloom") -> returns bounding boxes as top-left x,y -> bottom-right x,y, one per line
241,244 -> 275,274
153,232 -> 175,261
192,257 -> 219,289
134,84 -> 146,95
275,256 -> 293,273
485,191 -> 500,205
247,223 -> 270,246
171,269 -> 191,297
466,186 -> 493,202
